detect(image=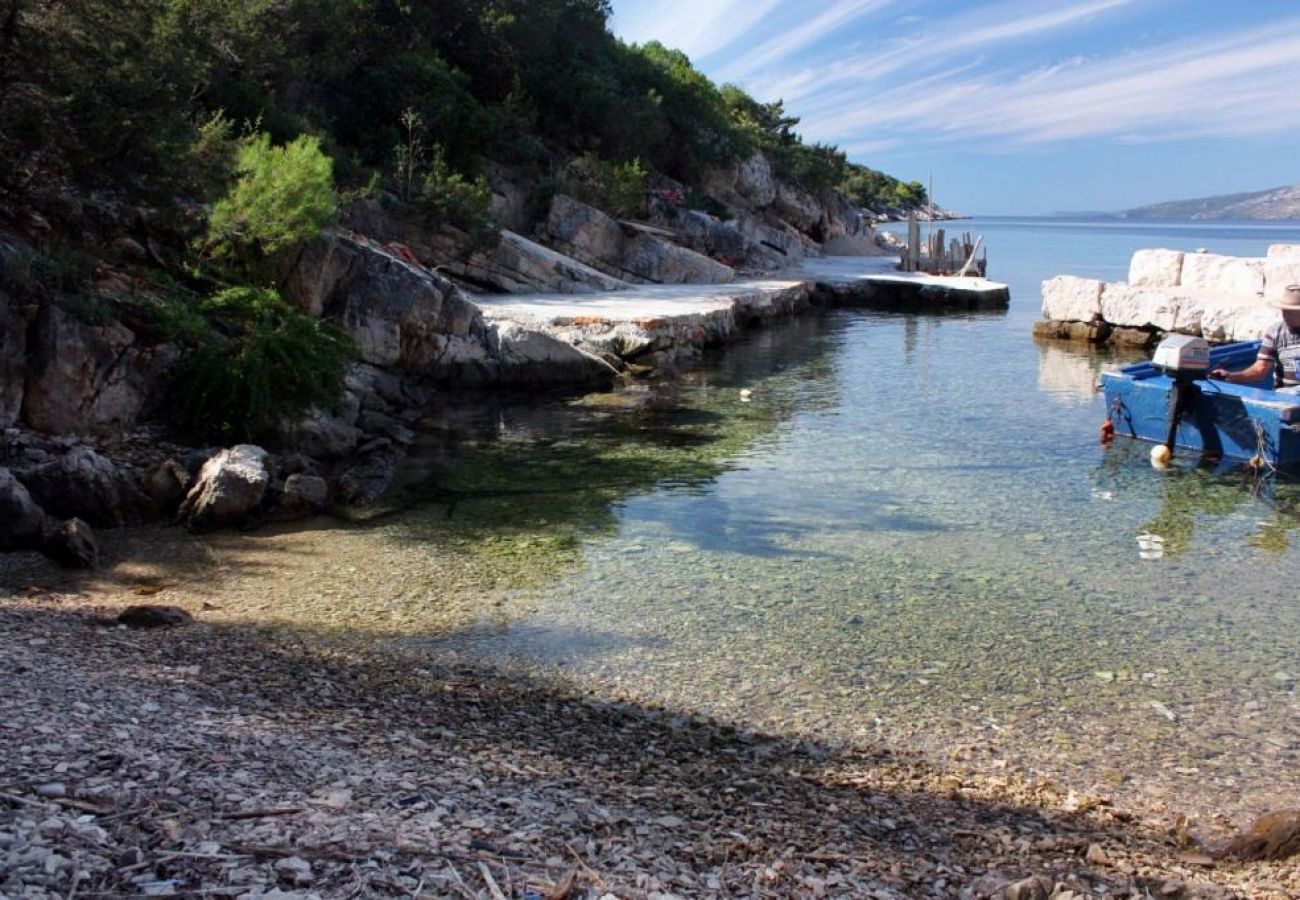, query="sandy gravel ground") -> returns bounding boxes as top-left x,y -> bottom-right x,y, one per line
1,586 -> 1297,899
